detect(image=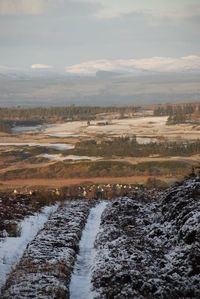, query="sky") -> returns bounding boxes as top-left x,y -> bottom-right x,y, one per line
0,0 -> 200,71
